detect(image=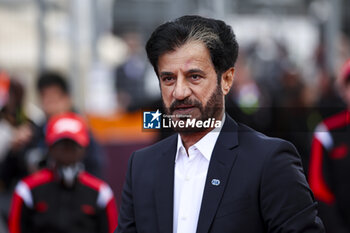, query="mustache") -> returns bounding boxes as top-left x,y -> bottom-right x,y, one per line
169,98 -> 202,113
